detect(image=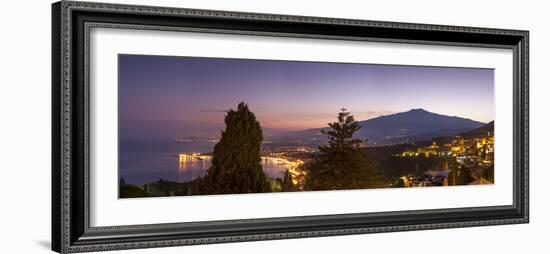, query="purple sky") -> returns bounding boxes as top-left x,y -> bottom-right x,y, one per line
119,54 -> 494,138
